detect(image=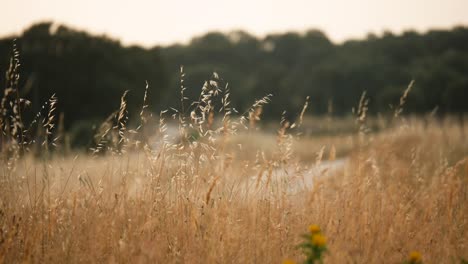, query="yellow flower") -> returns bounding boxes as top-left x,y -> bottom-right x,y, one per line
409,251 -> 422,263
311,234 -> 327,247
308,224 -> 321,234
282,259 -> 296,264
